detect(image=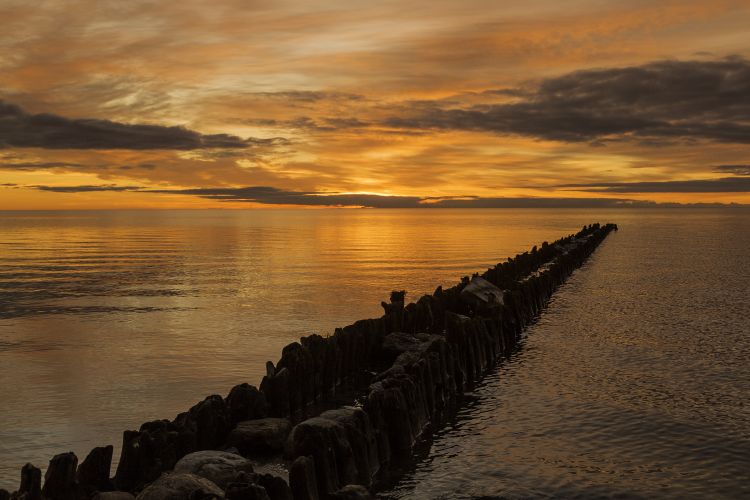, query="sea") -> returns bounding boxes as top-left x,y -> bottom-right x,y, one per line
0,209 -> 748,498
